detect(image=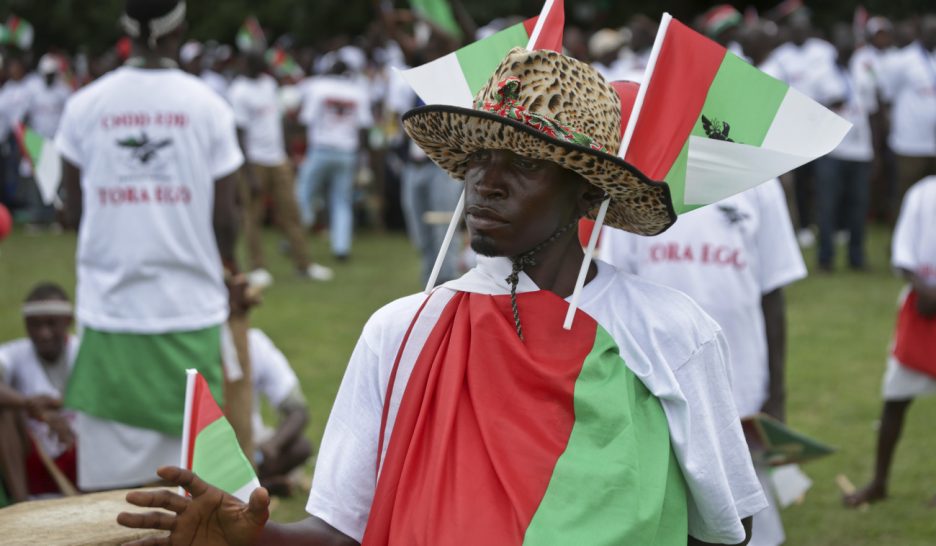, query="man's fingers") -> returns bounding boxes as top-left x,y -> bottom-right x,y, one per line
155,466 -> 211,497
121,538 -> 170,546
117,510 -> 176,531
125,489 -> 190,514
247,486 -> 272,526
